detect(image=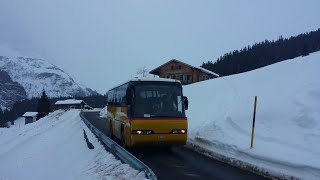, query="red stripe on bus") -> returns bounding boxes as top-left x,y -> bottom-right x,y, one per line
130,118 -> 187,121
